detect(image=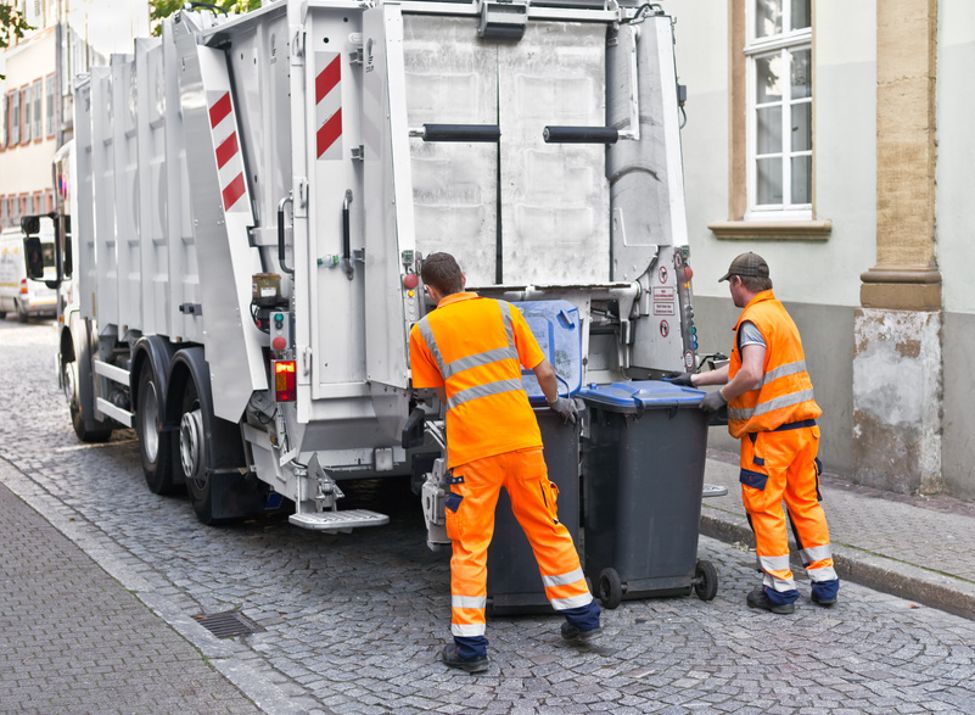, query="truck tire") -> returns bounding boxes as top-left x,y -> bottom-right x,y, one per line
61,321 -> 112,443
136,366 -> 177,495
177,379 -> 217,524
